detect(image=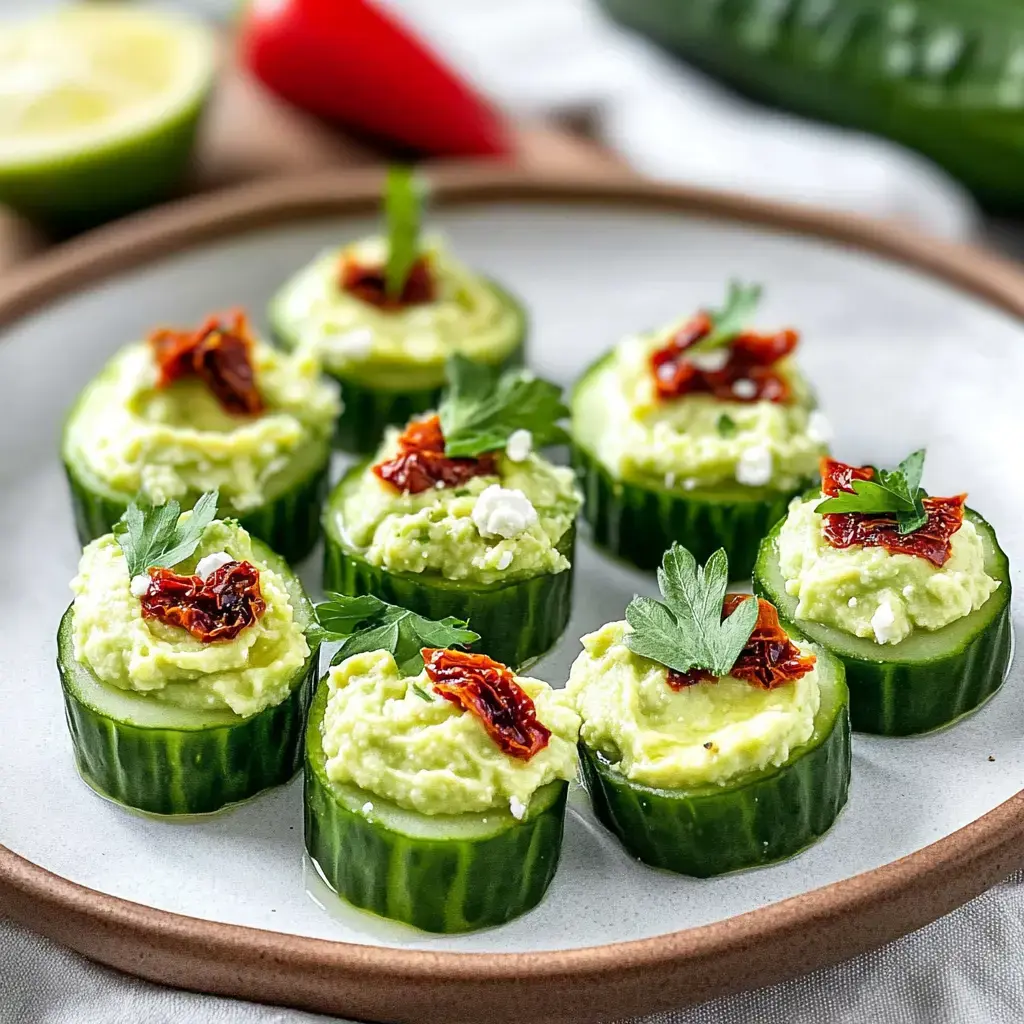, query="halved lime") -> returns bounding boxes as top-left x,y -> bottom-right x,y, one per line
0,4 -> 216,230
